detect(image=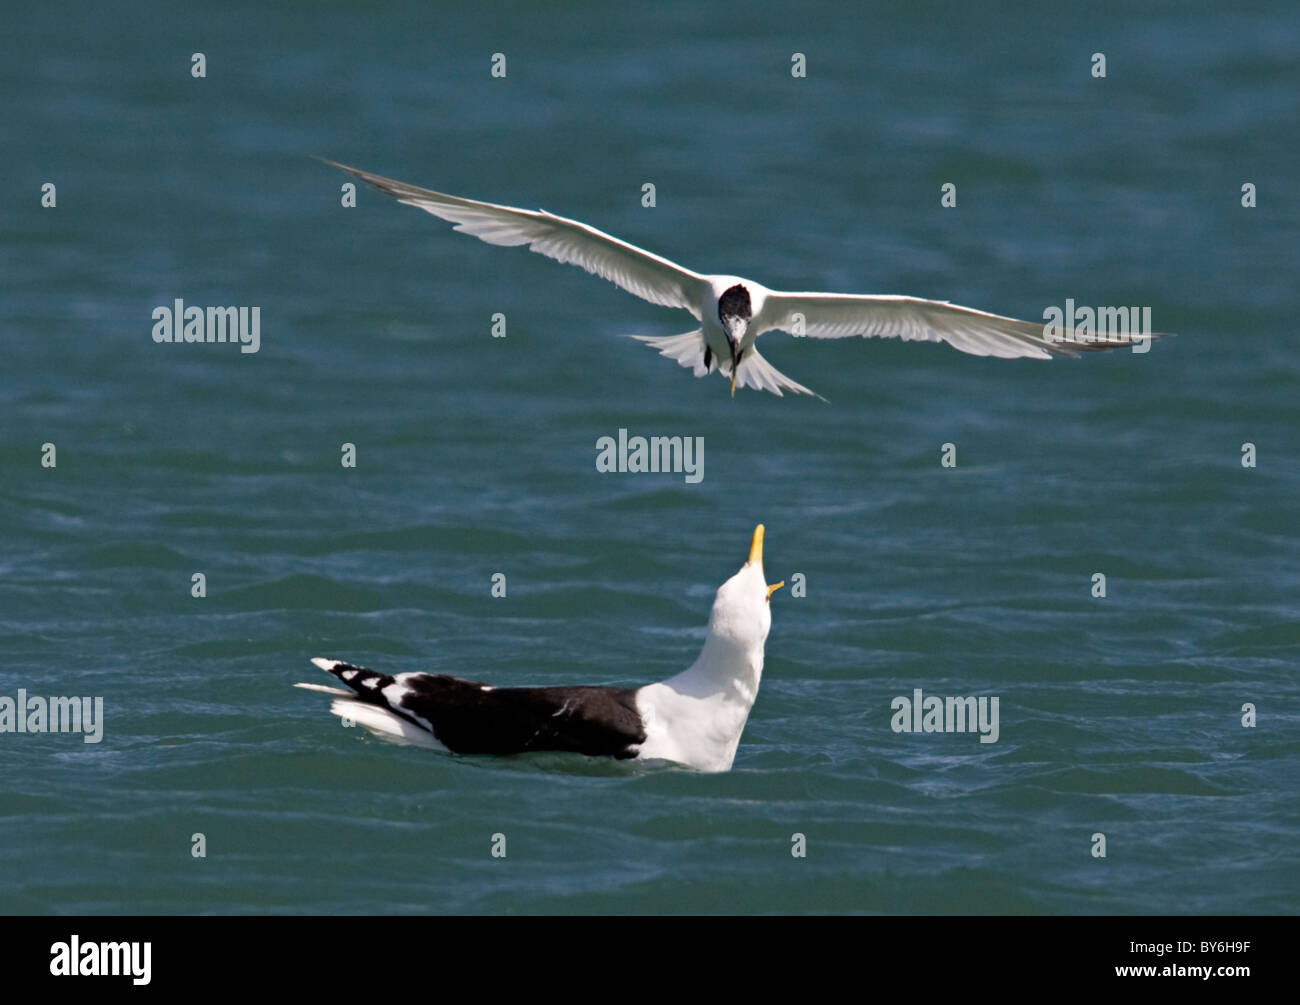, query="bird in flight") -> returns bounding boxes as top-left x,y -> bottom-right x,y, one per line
296,524 -> 784,772
322,159 -> 1161,399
